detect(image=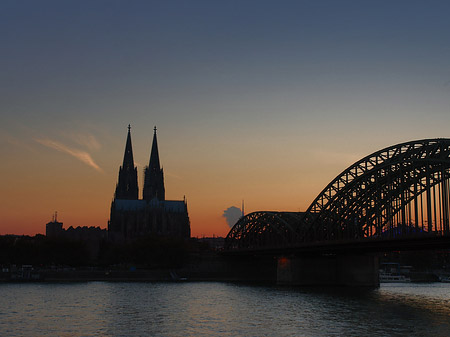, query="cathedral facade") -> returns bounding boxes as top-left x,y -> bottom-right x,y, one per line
108,126 -> 190,241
